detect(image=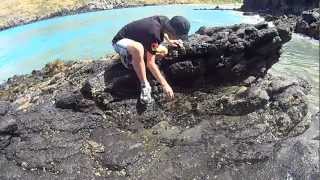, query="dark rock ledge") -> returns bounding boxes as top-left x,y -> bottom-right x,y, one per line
241,0 -> 320,40
266,8 -> 320,40
0,23 -> 319,180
